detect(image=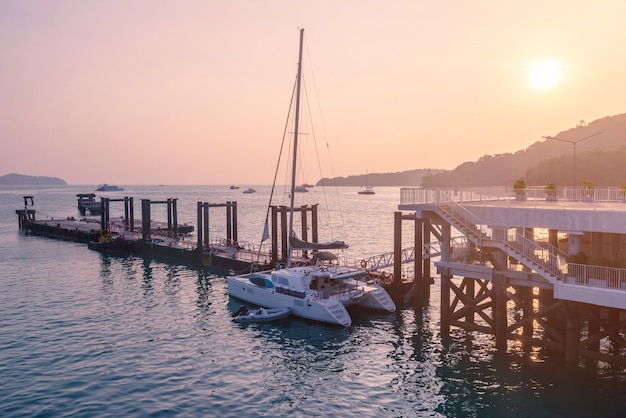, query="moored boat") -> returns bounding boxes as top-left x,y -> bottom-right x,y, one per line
226,29 -> 395,327
358,186 -> 375,195
96,184 -> 124,192
232,305 -> 291,323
